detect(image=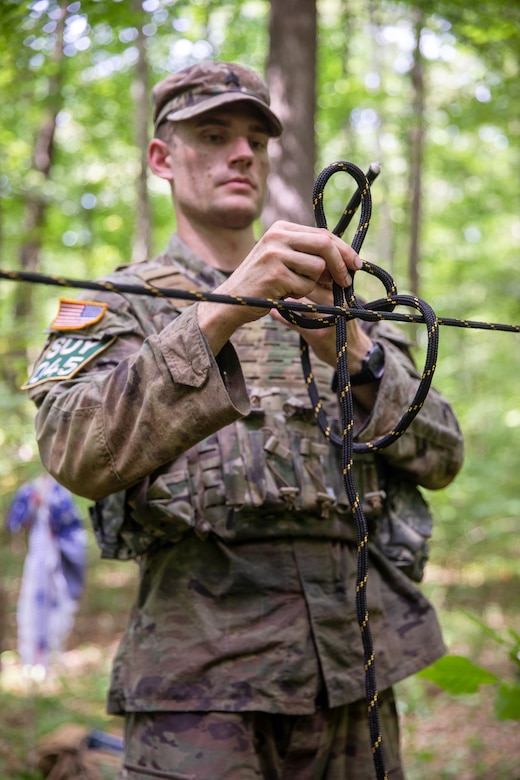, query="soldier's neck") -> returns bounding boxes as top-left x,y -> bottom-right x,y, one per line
177,219 -> 256,273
